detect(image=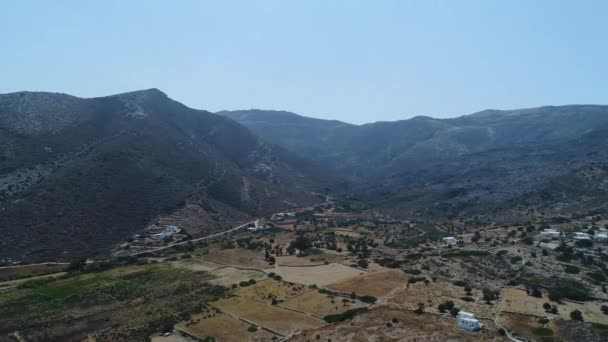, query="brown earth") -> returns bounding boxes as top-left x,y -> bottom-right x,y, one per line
211,296 -> 326,336
267,263 -> 363,287
236,278 -> 309,304
326,269 -> 408,298
280,290 -> 367,318
290,306 -> 502,342
204,248 -> 269,269
176,313 -> 278,342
